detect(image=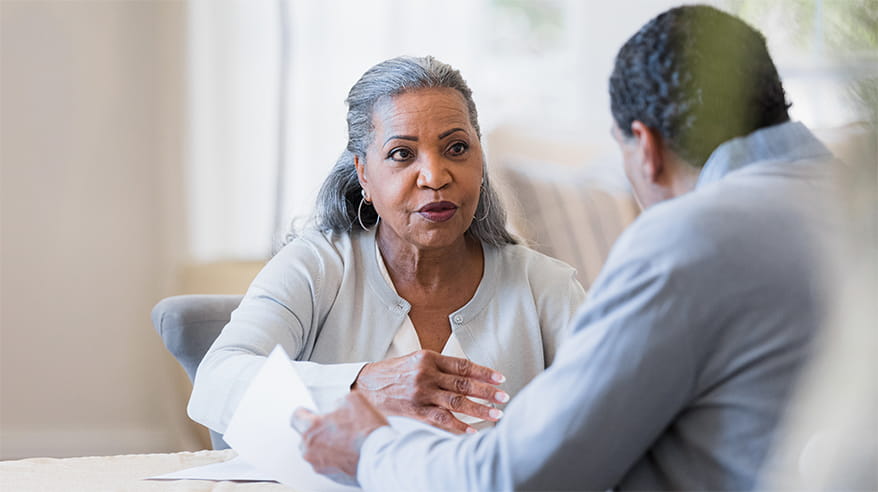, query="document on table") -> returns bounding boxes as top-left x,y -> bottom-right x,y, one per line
150,345 -> 455,490
223,345 -> 359,492
148,455 -> 270,482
